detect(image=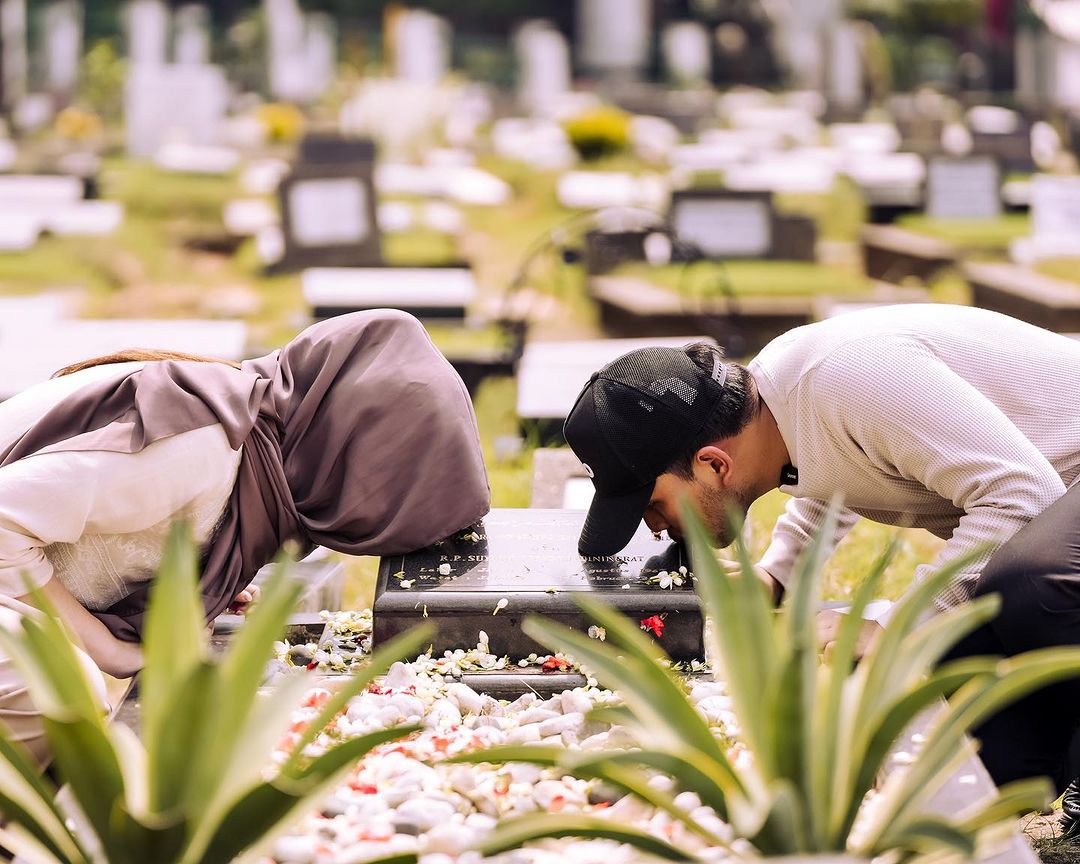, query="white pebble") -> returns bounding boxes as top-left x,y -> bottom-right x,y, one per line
274,835 -> 318,863
517,706 -> 560,725
447,683 -> 485,715
674,791 -> 702,811
509,763 -> 543,784
538,712 -> 584,737
385,662 -> 420,690
507,723 -> 542,744
426,699 -> 462,729
580,732 -> 610,750
396,798 -> 457,832
560,689 -> 593,715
